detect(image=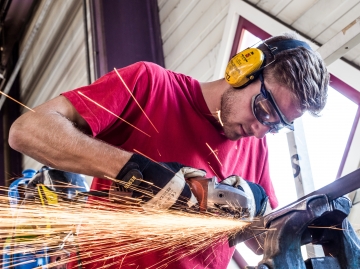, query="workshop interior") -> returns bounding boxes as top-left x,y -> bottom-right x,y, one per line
0,0 -> 360,268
